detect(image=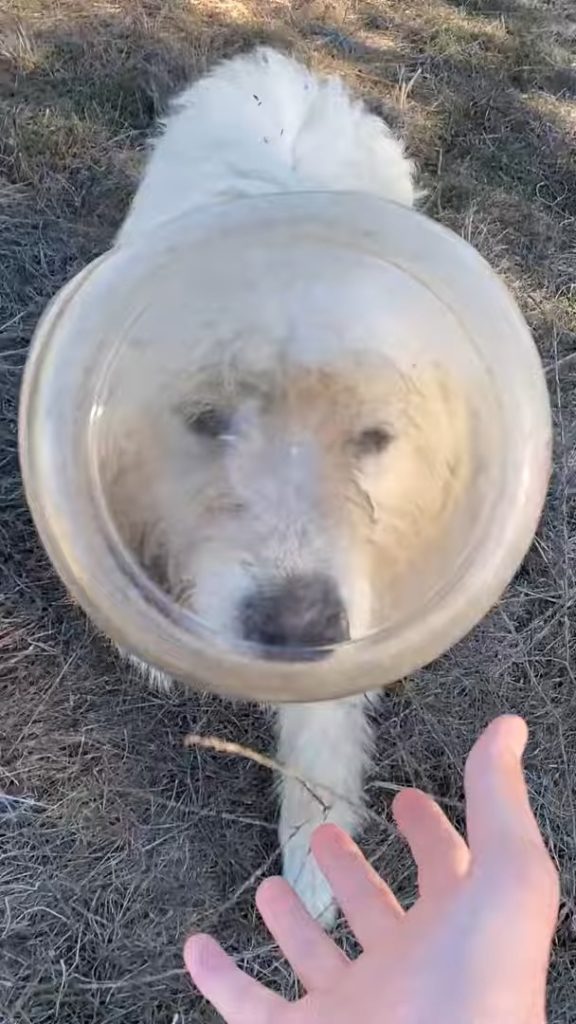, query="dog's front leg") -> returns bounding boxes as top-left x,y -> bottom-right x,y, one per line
276,696 -> 372,927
